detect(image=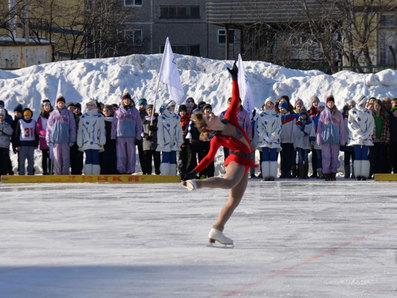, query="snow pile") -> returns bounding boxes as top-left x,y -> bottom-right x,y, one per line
1,54 -> 396,175
1,54 -> 396,116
